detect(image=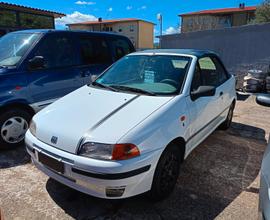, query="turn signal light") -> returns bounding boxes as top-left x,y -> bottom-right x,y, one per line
112,144 -> 140,160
